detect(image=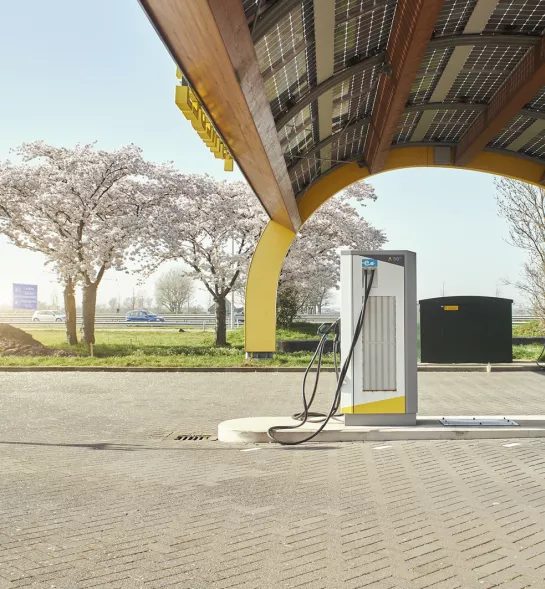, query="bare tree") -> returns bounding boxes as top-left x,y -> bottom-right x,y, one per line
155,269 -> 193,313
495,178 -> 545,323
